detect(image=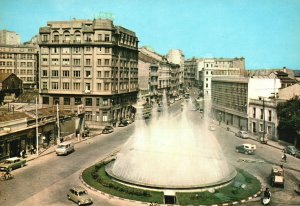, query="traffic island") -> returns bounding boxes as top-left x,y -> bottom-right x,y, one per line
81,160 -> 262,205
